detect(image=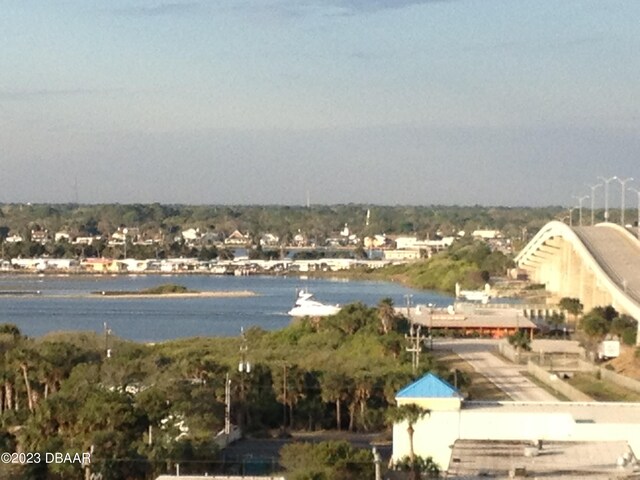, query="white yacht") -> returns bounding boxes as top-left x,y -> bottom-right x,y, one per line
287,290 -> 341,317
455,282 -> 491,304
